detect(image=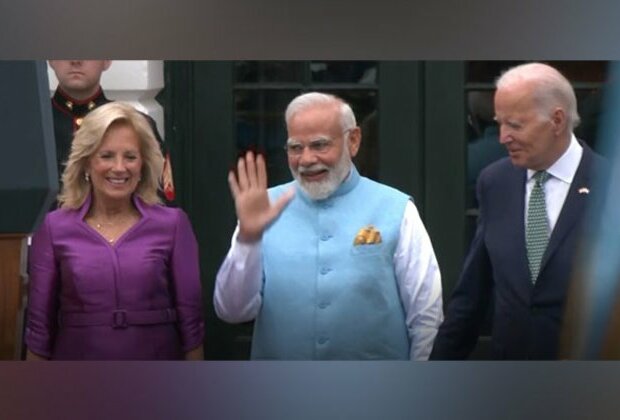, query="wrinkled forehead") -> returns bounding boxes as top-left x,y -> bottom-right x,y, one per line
494,80 -> 541,112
